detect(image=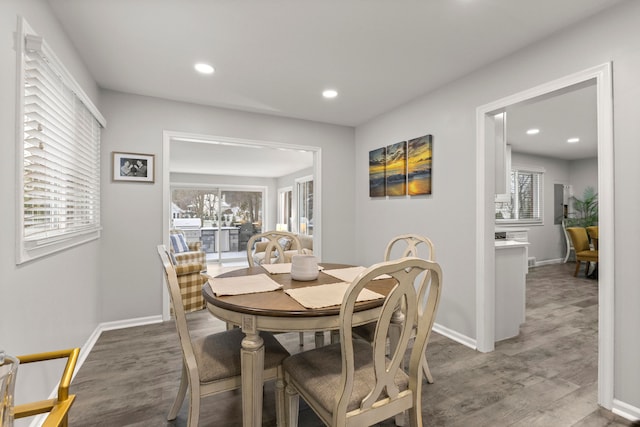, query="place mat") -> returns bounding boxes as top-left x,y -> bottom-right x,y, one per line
285,282 -> 384,309
322,266 -> 391,283
261,263 -> 324,275
207,273 -> 283,296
